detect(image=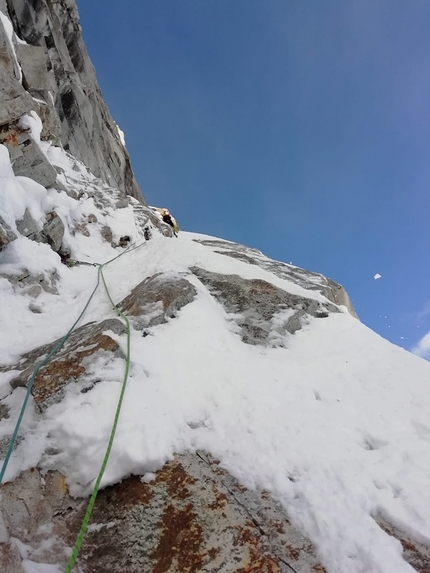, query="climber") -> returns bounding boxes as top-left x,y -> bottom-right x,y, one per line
154,207 -> 179,237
